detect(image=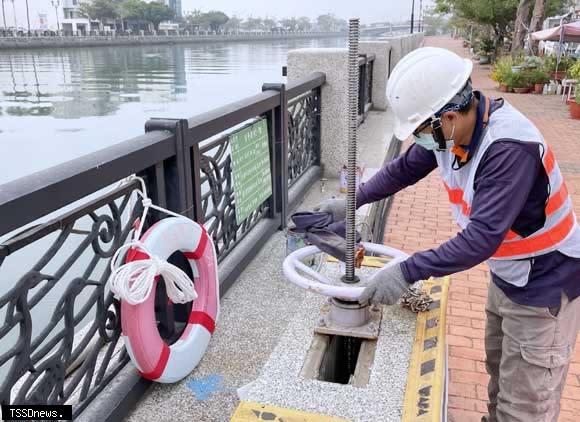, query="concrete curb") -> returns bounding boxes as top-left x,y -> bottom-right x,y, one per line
0,33 -> 345,51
